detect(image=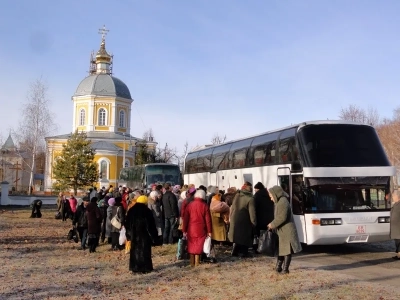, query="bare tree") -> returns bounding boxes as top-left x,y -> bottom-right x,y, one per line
339,104 -> 380,127
15,78 -> 56,195
178,141 -> 189,171
142,128 -> 155,142
211,133 -> 227,145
